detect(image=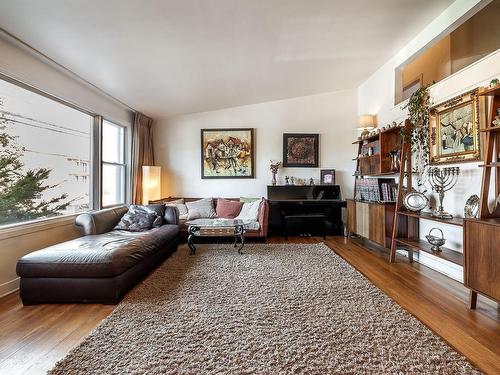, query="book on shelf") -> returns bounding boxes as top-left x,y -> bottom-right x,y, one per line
354,178 -> 397,203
